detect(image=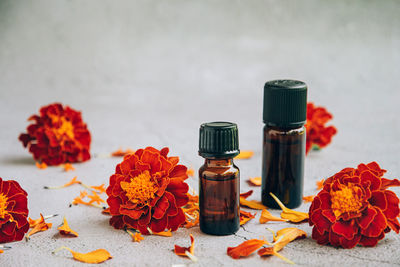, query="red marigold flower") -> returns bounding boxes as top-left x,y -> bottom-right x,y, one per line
0,178 -> 29,243
309,162 -> 400,248
106,147 -> 189,234
19,103 -> 91,165
305,103 -> 337,154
